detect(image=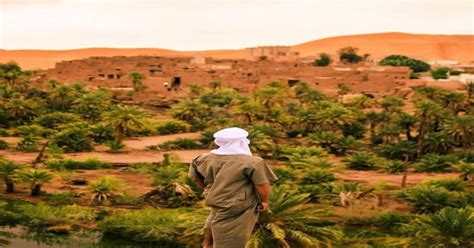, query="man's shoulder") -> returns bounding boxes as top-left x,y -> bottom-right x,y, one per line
238,155 -> 264,164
